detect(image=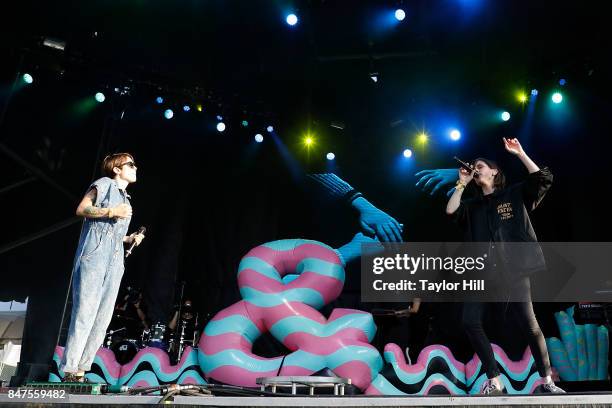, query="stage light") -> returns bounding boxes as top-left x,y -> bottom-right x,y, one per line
518,92 -> 528,103
395,9 -> 406,21
95,92 -> 106,103
216,115 -> 223,121
417,132 -> 428,144
164,109 -> 174,119
531,89 -> 539,96
217,122 -> 226,132
286,14 -> 298,26
450,129 -> 461,141
326,152 -> 335,160
403,149 -> 413,158
241,120 -> 249,127
330,121 -> 345,130
266,125 -> 274,133
552,92 -> 563,104
559,78 -> 567,86
22,73 -> 33,84
255,134 -> 264,143
156,96 -> 164,104
304,136 -> 314,146
370,72 -> 379,83
42,37 -> 66,52
196,104 -> 203,112
183,105 -> 190,112
501,111 -> 510,121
